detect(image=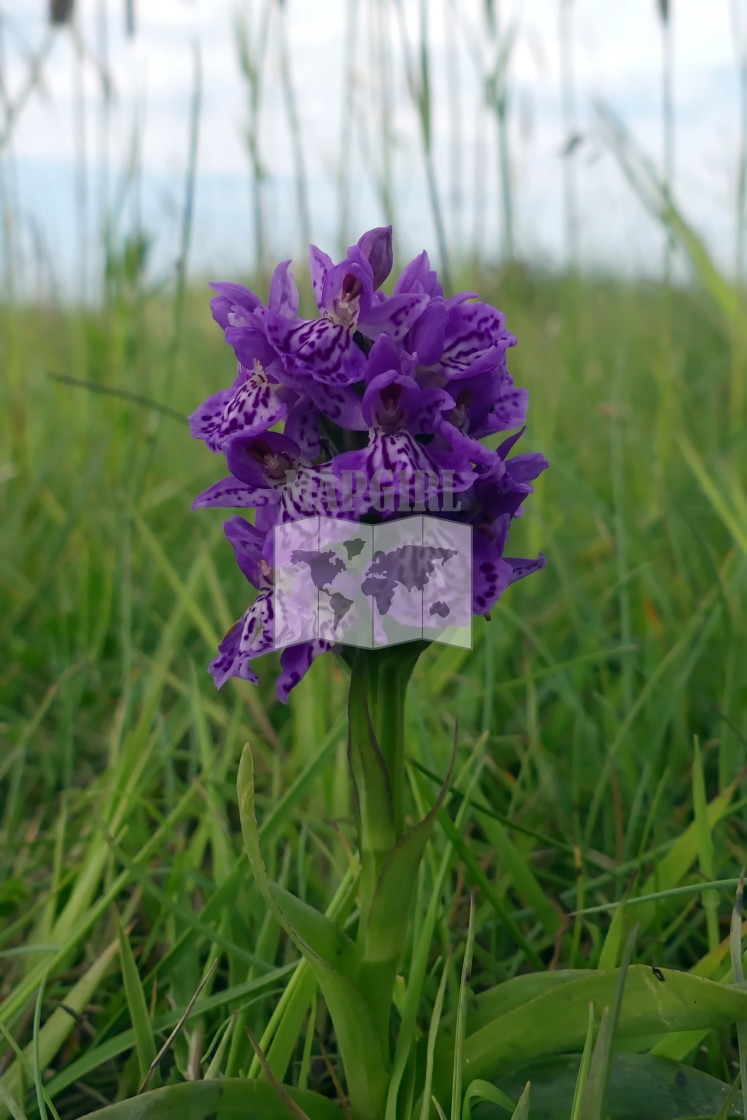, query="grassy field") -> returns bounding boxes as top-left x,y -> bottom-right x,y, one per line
1,247 -> 746,1116
1,3 -> 747,1114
